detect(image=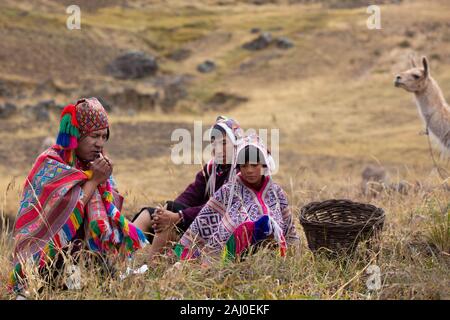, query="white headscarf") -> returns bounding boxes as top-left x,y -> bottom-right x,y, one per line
226,133 -> 276,212
205,116 -> 244,197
